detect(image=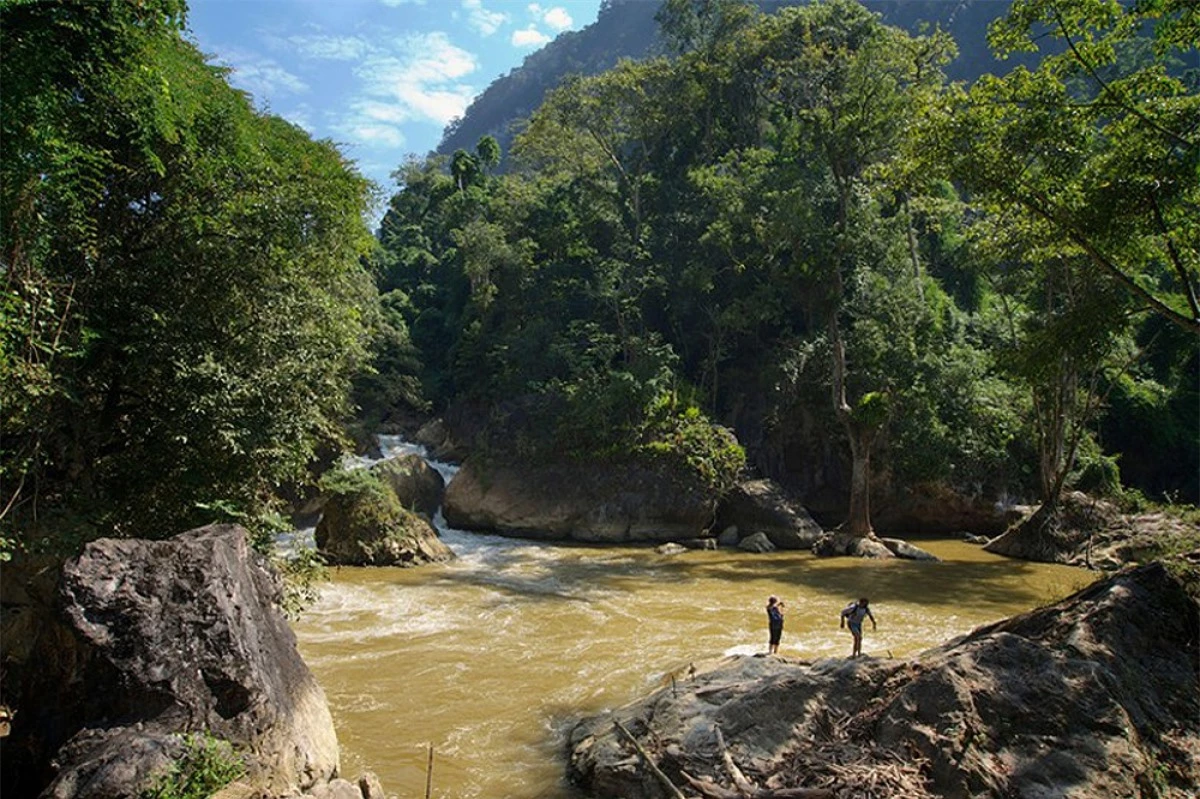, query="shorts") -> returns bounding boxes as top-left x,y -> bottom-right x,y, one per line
769,622 -> 783,645
848,622 -> 863,636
